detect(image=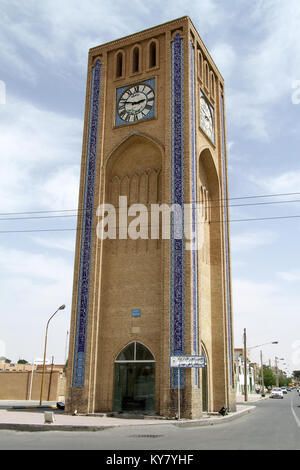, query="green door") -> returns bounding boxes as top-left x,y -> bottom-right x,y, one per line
113,342 -> 155,413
